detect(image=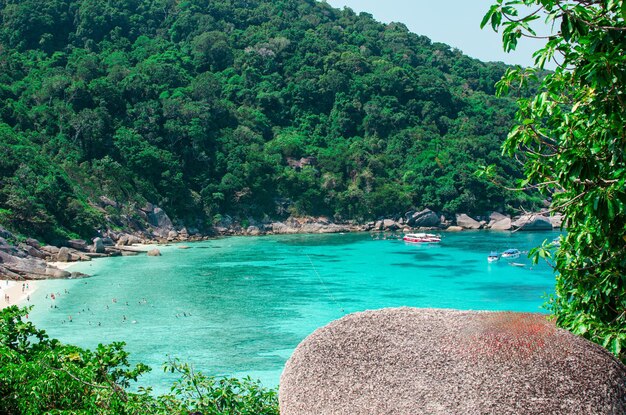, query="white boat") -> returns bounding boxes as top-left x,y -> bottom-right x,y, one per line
501,248 -> 521,259
487,251 -> 500,263
403,233 -> 441,243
